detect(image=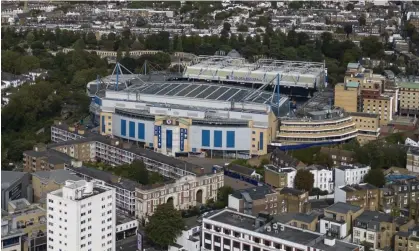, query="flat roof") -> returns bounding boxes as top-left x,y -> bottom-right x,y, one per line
325,202 -> 362,214
32,169 -> 83,185
1,171 -> 28,190
398,82 -> 419,89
